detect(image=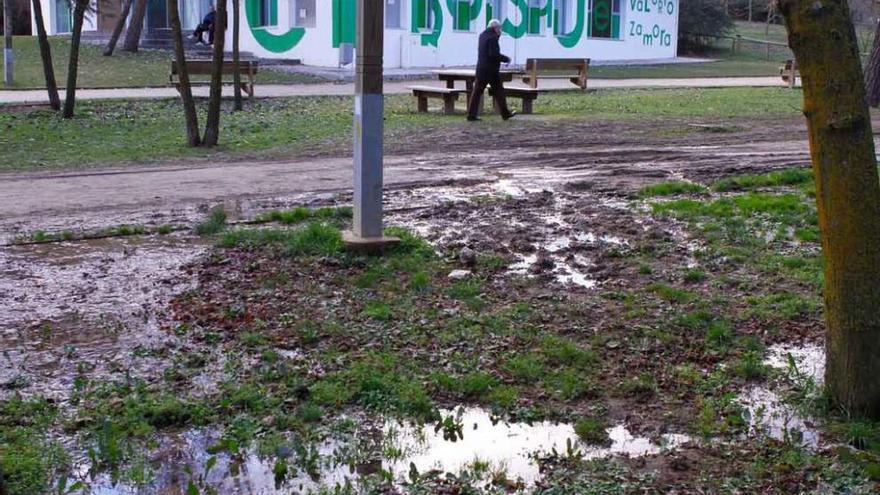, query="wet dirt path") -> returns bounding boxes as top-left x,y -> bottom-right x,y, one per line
0,129 -> 822,241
